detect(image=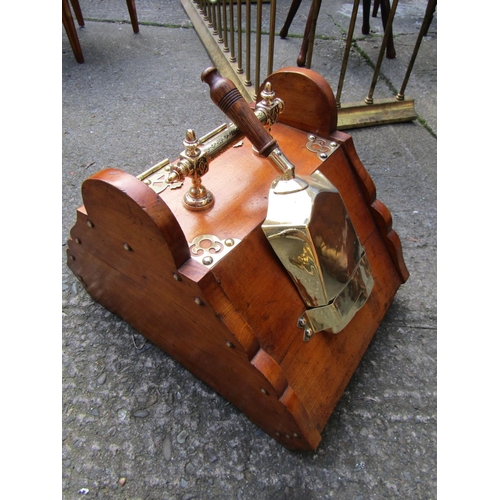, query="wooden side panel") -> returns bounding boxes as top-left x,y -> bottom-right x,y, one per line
78,168 -> 191,273
67,170 -> 321,450
261,67 -> 338,137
